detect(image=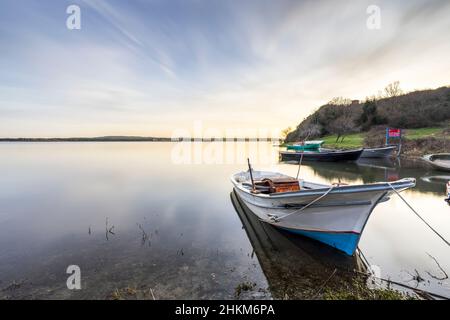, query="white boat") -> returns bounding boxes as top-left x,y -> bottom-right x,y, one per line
231,170 -> 416,255
360,146 -> 396,158
423,154 -> 450,172
421,175 -> 450,184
